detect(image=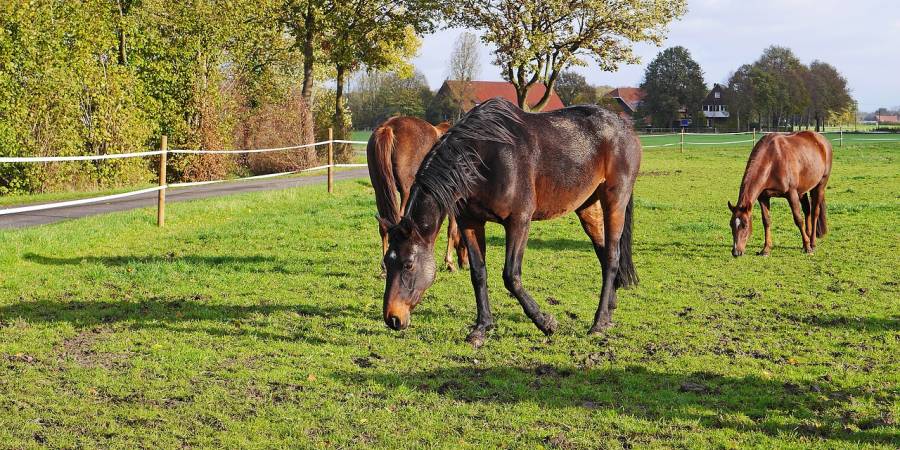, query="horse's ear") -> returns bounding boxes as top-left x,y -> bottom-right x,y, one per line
376,215 -> 395,231
395,216 -> 423,240
727,201 -> 736,212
